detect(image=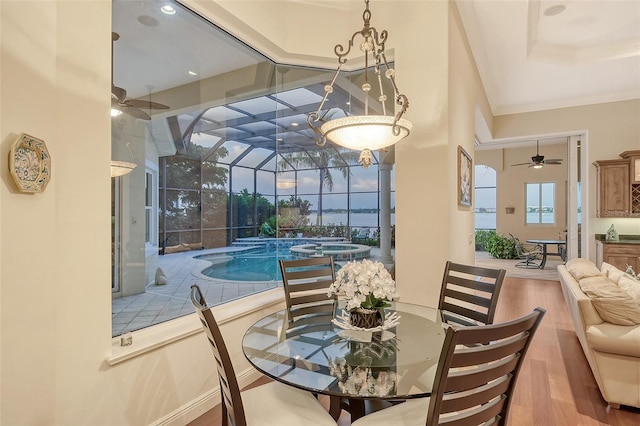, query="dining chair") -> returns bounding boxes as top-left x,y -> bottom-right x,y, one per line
510,233 -> 543,269
279,256 -> 337,325
189,285 -> 336,426
351,307 -> 547,426
438,261 -> 506,327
